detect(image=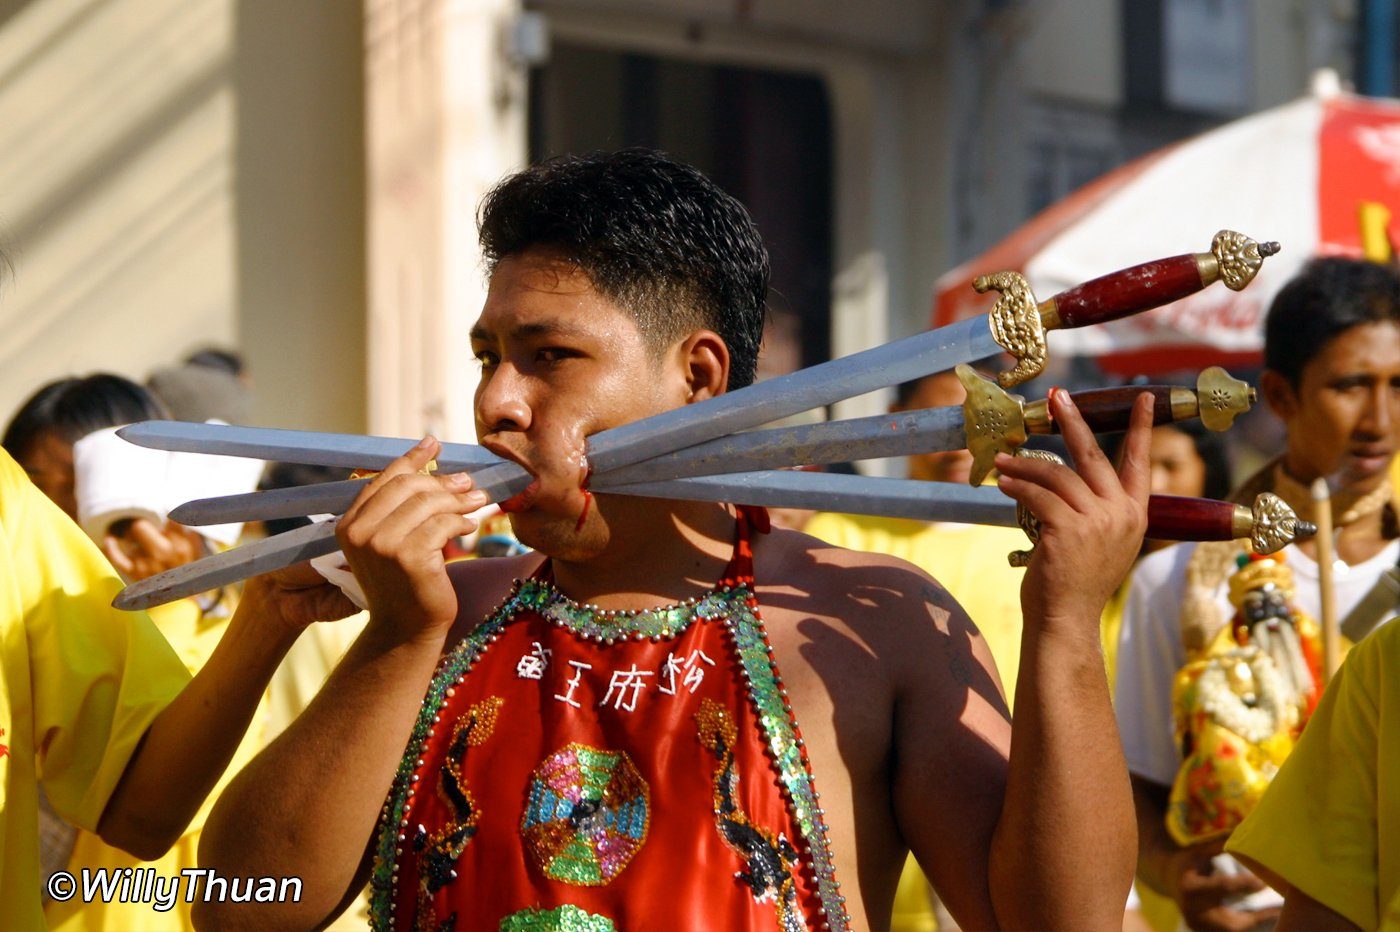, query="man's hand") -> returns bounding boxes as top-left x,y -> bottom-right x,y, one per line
337,436 -> 489,640
1167,840 -> 1280,932
242,560 -> 361,632
102,517 -> 203,582
994,388 -> 1151,636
